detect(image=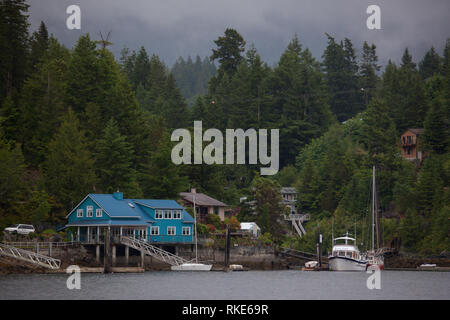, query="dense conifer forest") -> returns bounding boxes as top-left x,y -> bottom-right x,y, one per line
0,0 -> 448,254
